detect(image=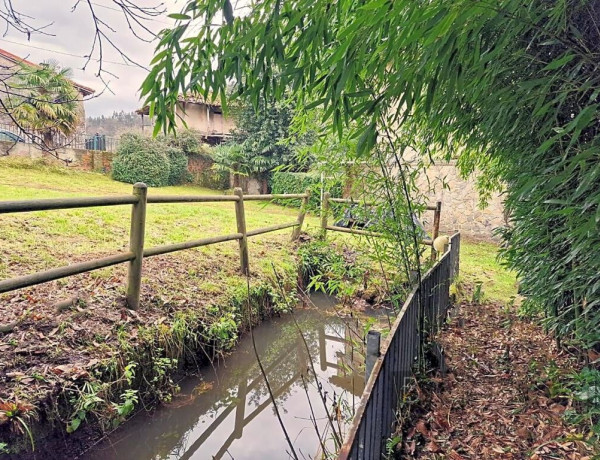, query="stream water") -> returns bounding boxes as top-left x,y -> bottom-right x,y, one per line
85,293 -> 382,460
